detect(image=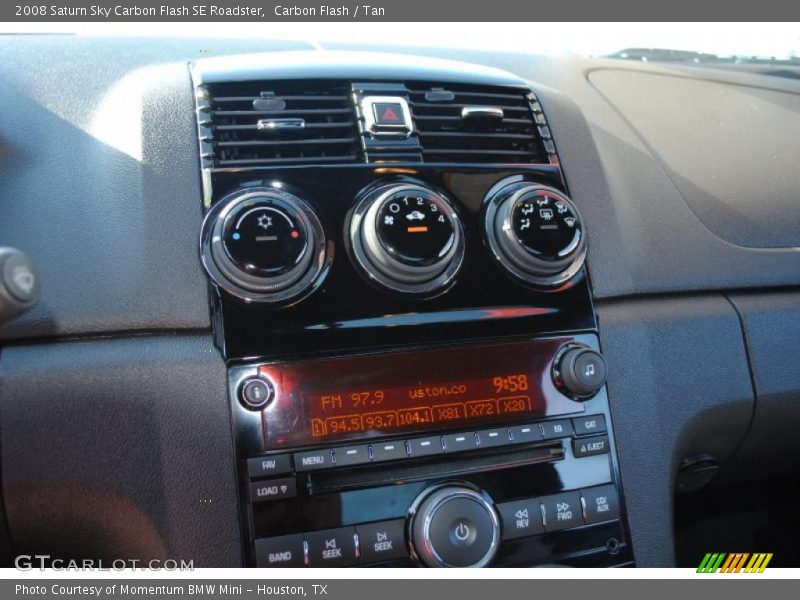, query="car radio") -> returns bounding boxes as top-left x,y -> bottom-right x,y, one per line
191,58 -> 632,567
